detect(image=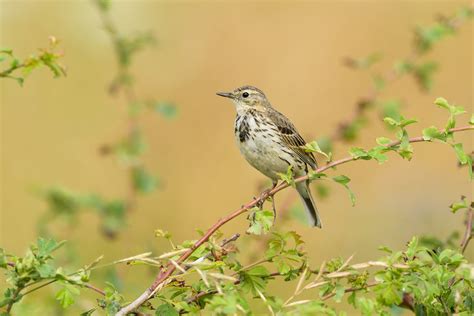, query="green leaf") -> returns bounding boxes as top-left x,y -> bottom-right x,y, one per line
434,97 -> 450,109
345,52 -> 382,69
332,175 -> 356,206
397,129 -> 413,160
376,137 -> 392,145
37,238 -> 65,258
333,175 -> 350,185
399,118 -> 418,128
0,249 -> 7,268
95,0 -> 111,12
278,166 -> 295,187
303,141 -> 332,162
307,170 -> 327,181
247,208 -> 274,235
449,197 -> 468,213
37,263 -> 56,278
435,97 -> 466,131
0,48 -> 13,55
372,75 -> 385,91
80,309 -> 96,316
469,114 -> 474,125
413,61 -> 438,91
368,146 -> 388,164
380,100 -> 402,122
154,229 -> 172,240
155,303 -> 179,316
380,284 -> 402,305
334,284 -> 345,303
383,117 -> 398,127
422,126 -> 446,142
132,166 -> 158,193
154,102 -> 177,119
452,143 -> 468,165
406,236 -> 419,259
56,284 -> 80,308
349,147 -> 370,160
315,137 -> 332,155
239,266 -> 269,295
